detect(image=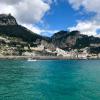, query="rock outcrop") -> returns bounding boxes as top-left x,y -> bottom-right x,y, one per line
51,30 -> 100,50
0,14 -> 17,26
51,30 -> 81,49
